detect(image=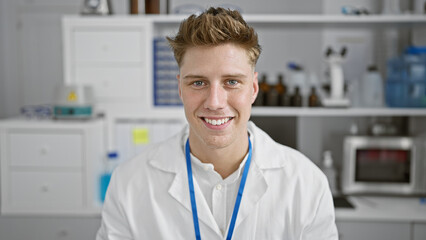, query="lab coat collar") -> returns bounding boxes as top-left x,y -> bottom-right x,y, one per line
149,121 -> 287,173
148,121 -> 288,237
248,121 -> 288,170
